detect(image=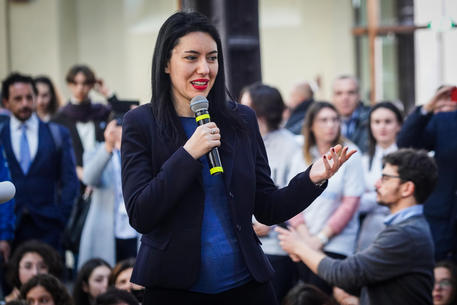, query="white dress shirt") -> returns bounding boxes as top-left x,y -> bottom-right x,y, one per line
10,113 -> 39,163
